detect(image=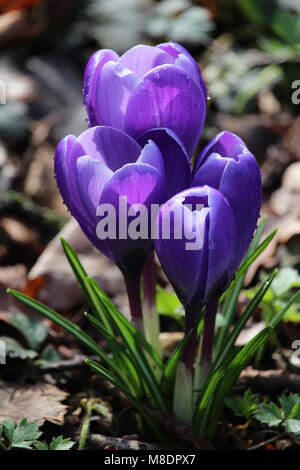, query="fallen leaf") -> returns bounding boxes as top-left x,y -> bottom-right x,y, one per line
26,219 -> 126,313
0,381 -> 68,426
